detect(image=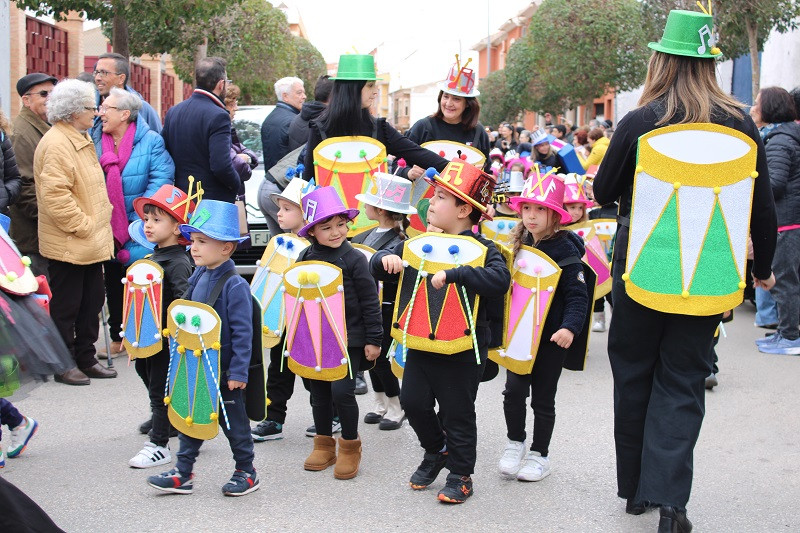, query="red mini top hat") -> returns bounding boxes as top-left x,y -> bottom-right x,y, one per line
509,165 -> 571,224
133,183 -> 201,245
424,159 -> 496,220
438,54 -> 480,98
